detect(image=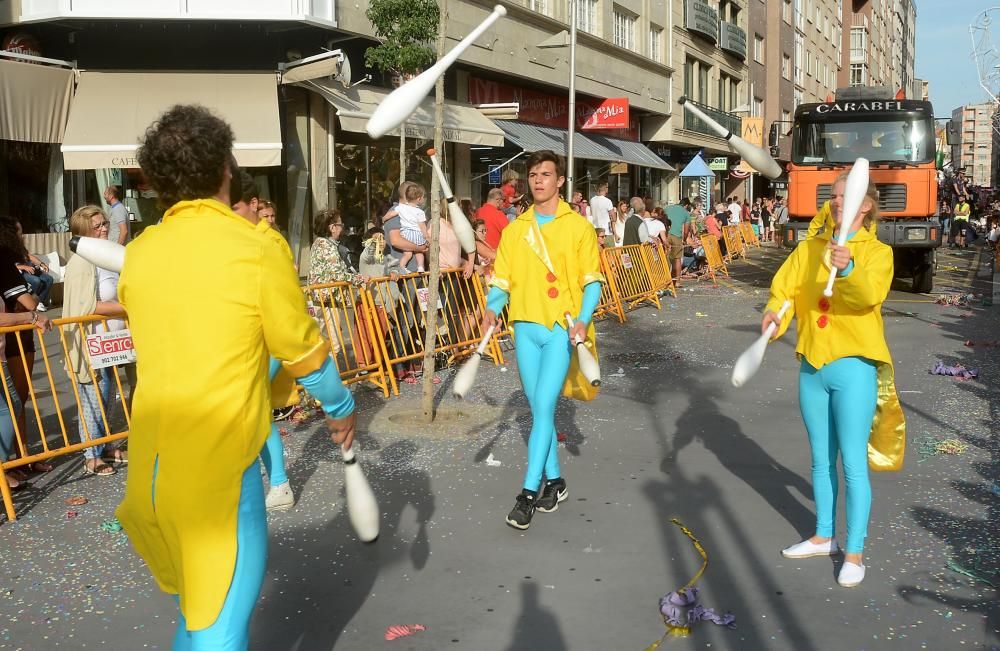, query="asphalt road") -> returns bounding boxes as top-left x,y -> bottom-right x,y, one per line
0,241 -> 996,651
